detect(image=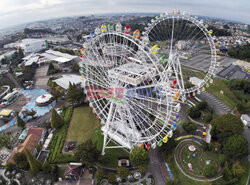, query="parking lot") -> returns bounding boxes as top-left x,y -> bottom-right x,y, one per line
217,64 -> 250,81
181,54 -> 236,73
